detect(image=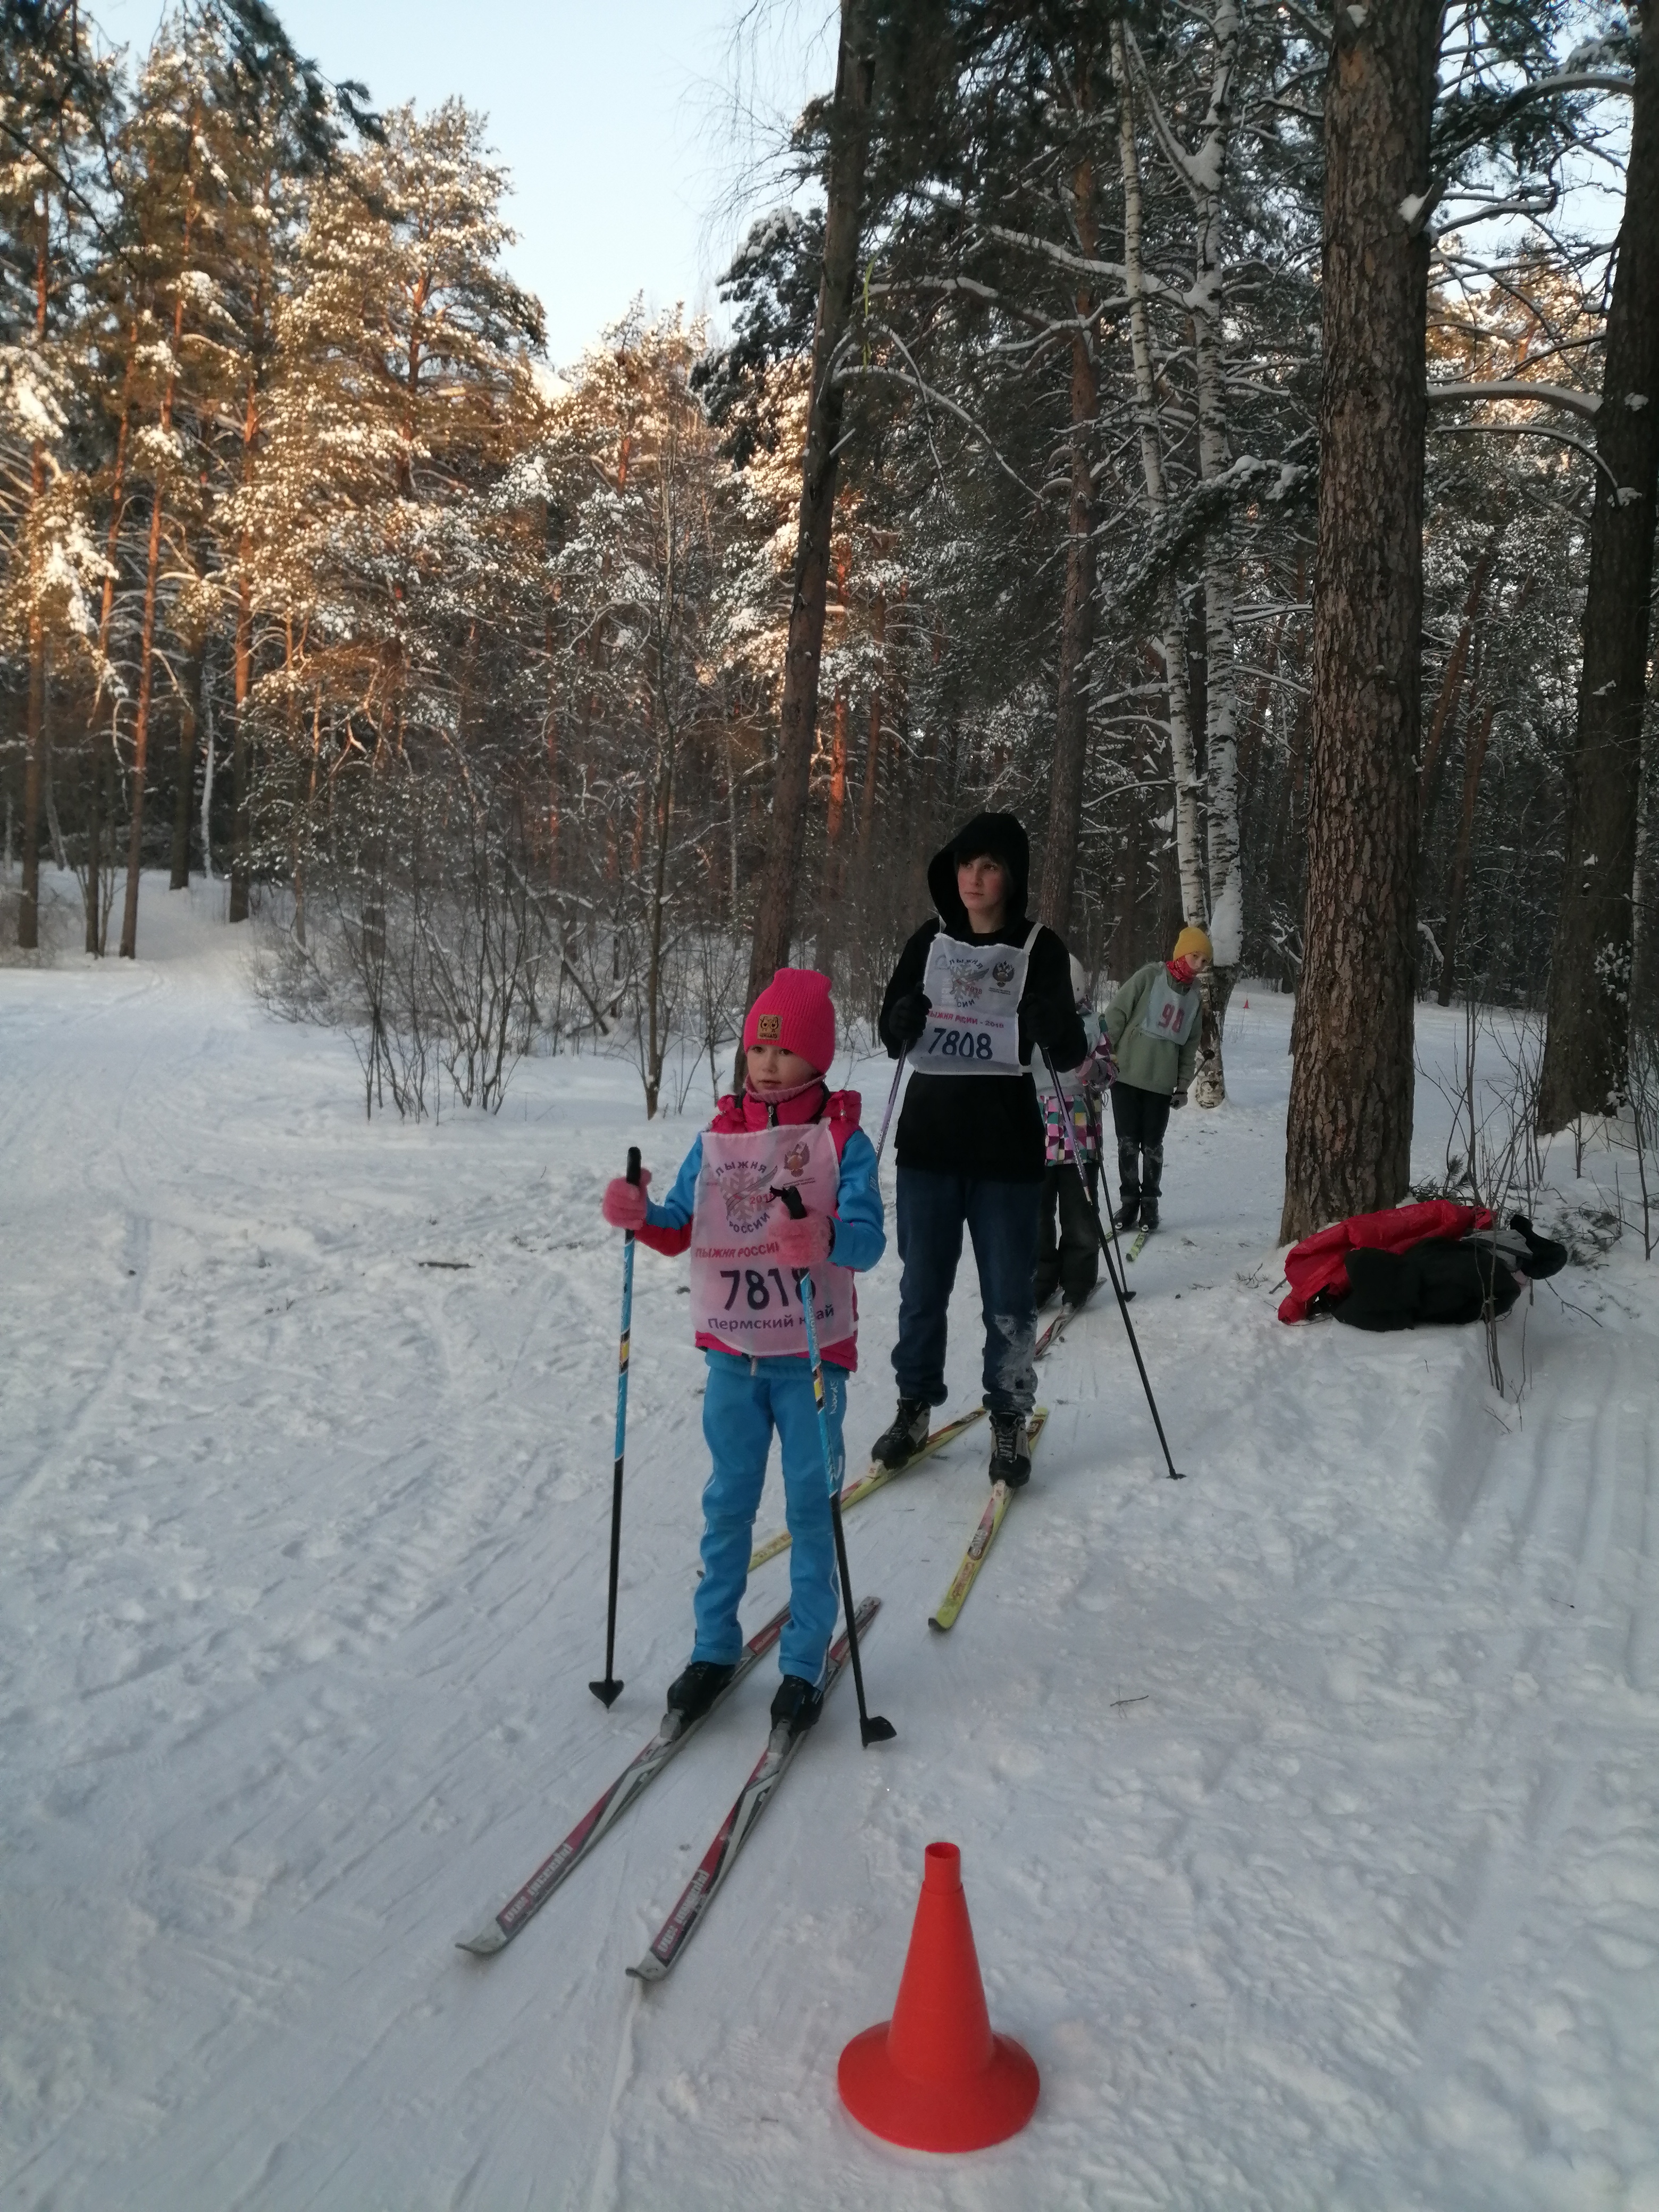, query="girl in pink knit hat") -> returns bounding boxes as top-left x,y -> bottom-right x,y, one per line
599,968 -> 885,1742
